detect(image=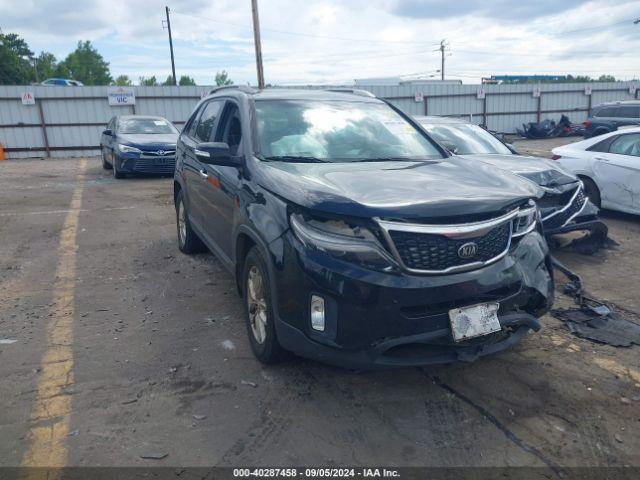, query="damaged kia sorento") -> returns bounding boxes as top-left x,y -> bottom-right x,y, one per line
174,87 -> 554,368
